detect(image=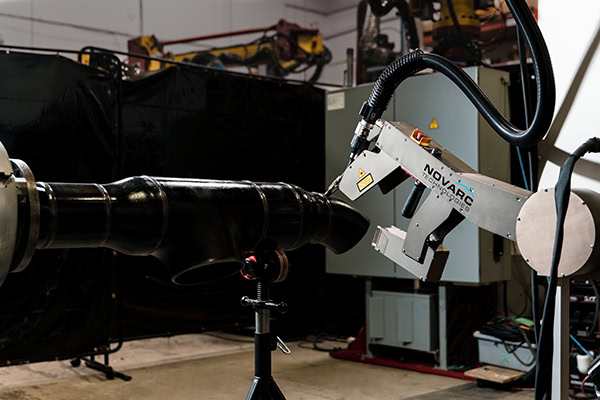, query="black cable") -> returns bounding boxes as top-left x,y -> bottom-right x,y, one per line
504,341 -> 535,367
534,137 -> 600,400
367,0 -> 396,15
298,334 -> 346,352
0,43 -> 344,87
517,30 -> 533,128
204,332 -> 254,343
516,19 -> 541,345
480,317 -> 537,369
516,28 -> 538,195
519,324 -> 537,363
446,0 -> 463,36
307,46 -> 332,82
359,0 -> 555,148
358,0 -> 369,33
531,269 -> 540,341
